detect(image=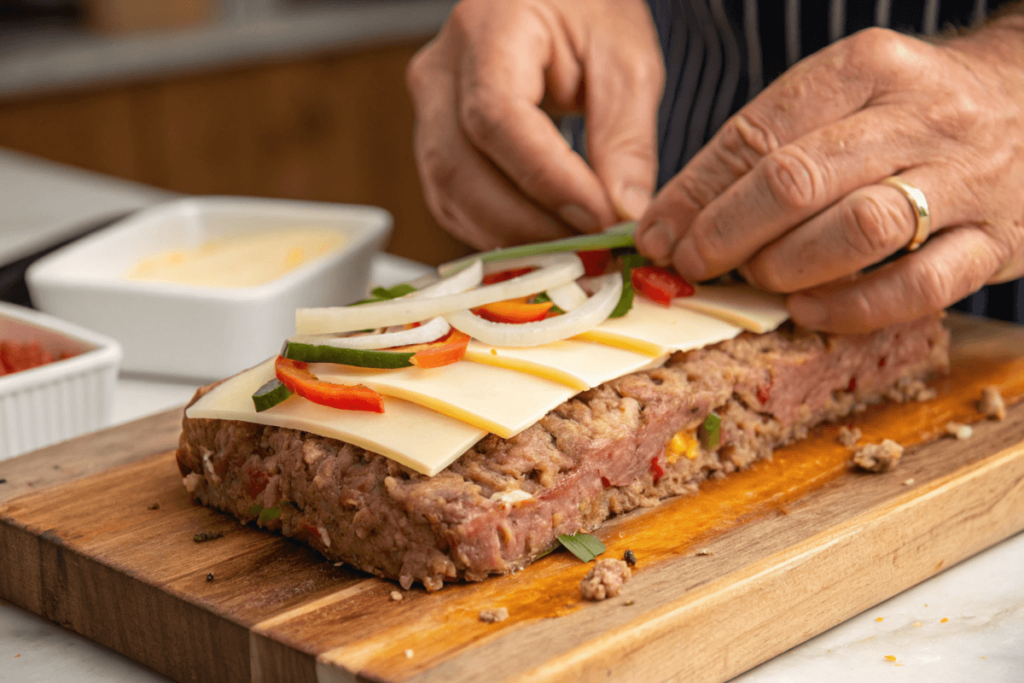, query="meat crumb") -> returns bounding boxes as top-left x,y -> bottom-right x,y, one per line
853,439 -> 904,473
333,562 -> 344,567
580,558 -> 631,601
478,607 -> 509,623
623,549 -> 637,566
206,573 -> 214,582
193,530 -> 223,543
838,426 -> 862,448
695,548 -> 712,556
887,378 -> 937,403
945,421 -> 973,440
979,386 -> 1006,421
390,591 -> 403,602
147,502 -> 160,510
404,649 -> 414,659
902,478 -> 915,486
